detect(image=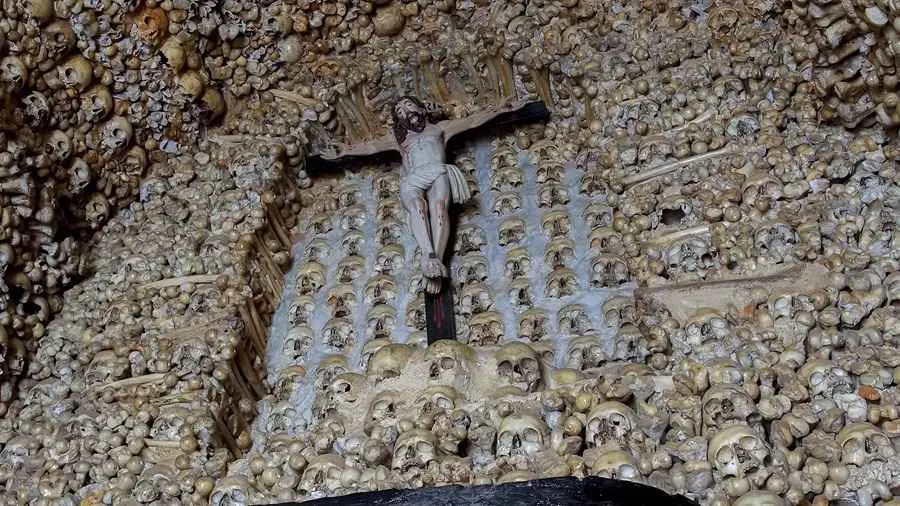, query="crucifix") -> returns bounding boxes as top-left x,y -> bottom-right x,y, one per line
309,96 -> 549,343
